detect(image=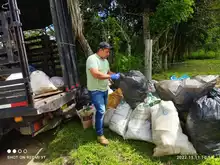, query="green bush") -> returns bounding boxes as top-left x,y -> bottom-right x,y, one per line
215,50 -> 220,59
187,49 -> 216,60
111,53 -> 144,73
111,52 -> 163,74
207,51 -> 216,58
